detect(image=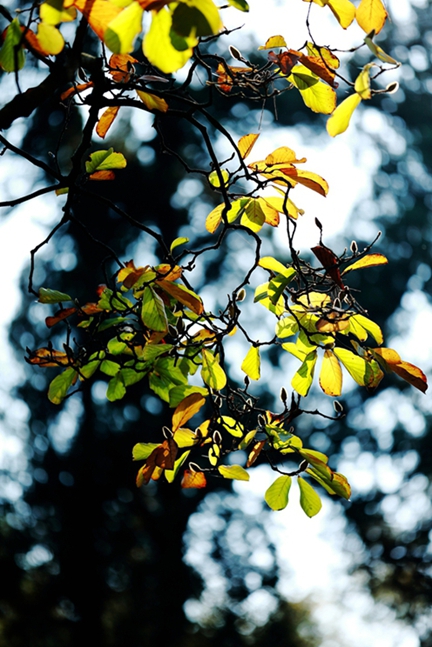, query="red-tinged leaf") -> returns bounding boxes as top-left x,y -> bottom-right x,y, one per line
311,245 -> 344,288
298,54 -> 338,87
60,82 -> 93,101
181,469 -> 207,489
136,0 -> 170,10
316,313 -> 350,333
109,53 -> 138,82
342,253 -> 388,275
45,307 -> 77,328
155,438 -> 177,469
155,264 -> 183,282
268,49 -> 301,75
26,348 -> 70,367
89,170 -> 116,180
391,361 -> 428,394
157,279 -> 204,315
280,167 -> 329,197
21,27 -> 51,57
172,393 -> 206,432
80,302 -> 104,315
246,440 -> 266,467
238,133 -> 260,159
96,106 -> 120,139
215,63 -> 253,93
